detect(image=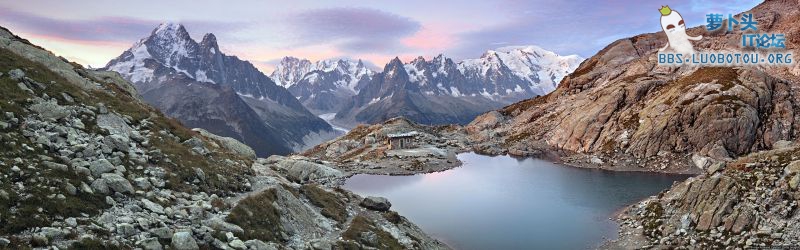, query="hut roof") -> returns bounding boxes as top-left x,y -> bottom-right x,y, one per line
387,131 -> 418,138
